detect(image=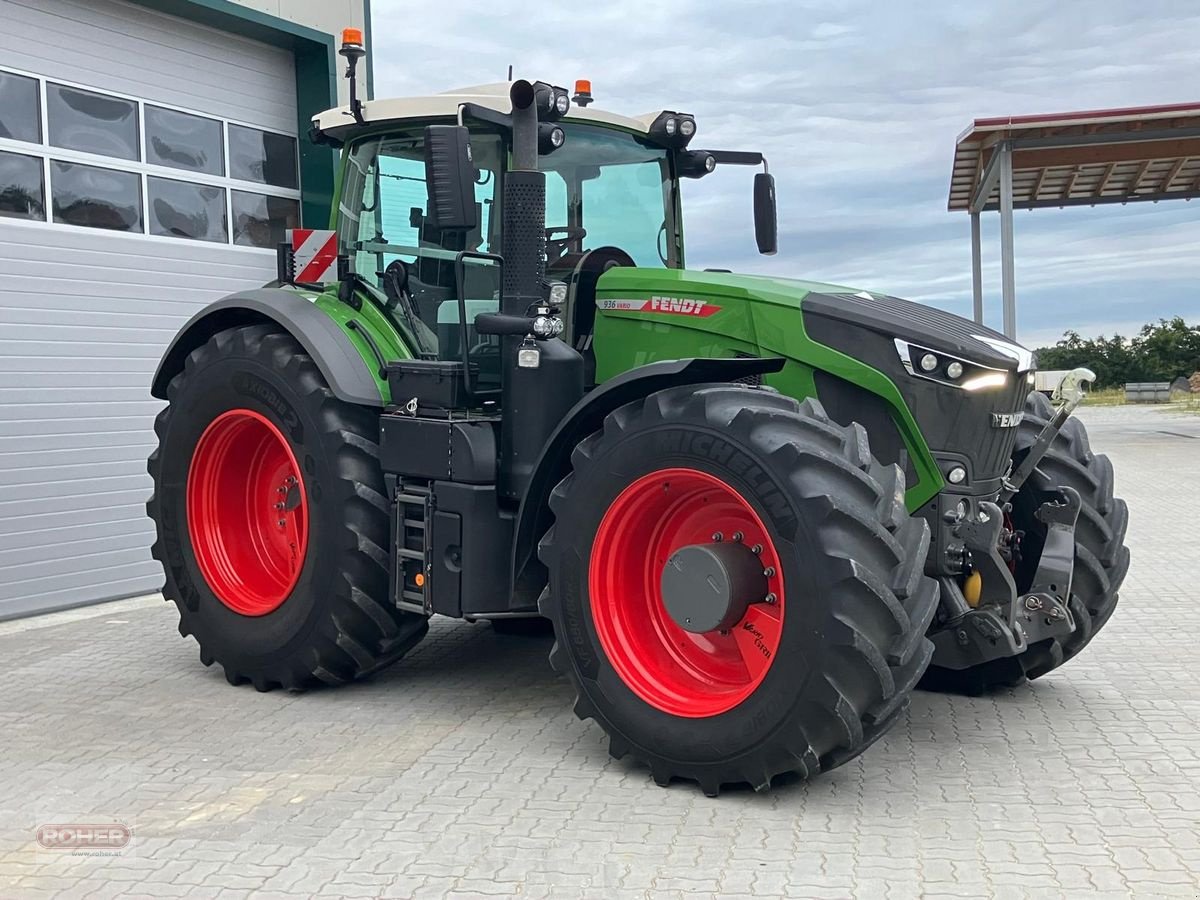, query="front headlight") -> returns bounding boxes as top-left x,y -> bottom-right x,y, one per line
894,339 -> 1010,392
